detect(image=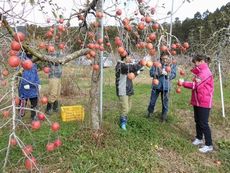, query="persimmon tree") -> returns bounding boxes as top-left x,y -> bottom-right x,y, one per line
0,0 -> 193,171
0,15 -> 63,171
